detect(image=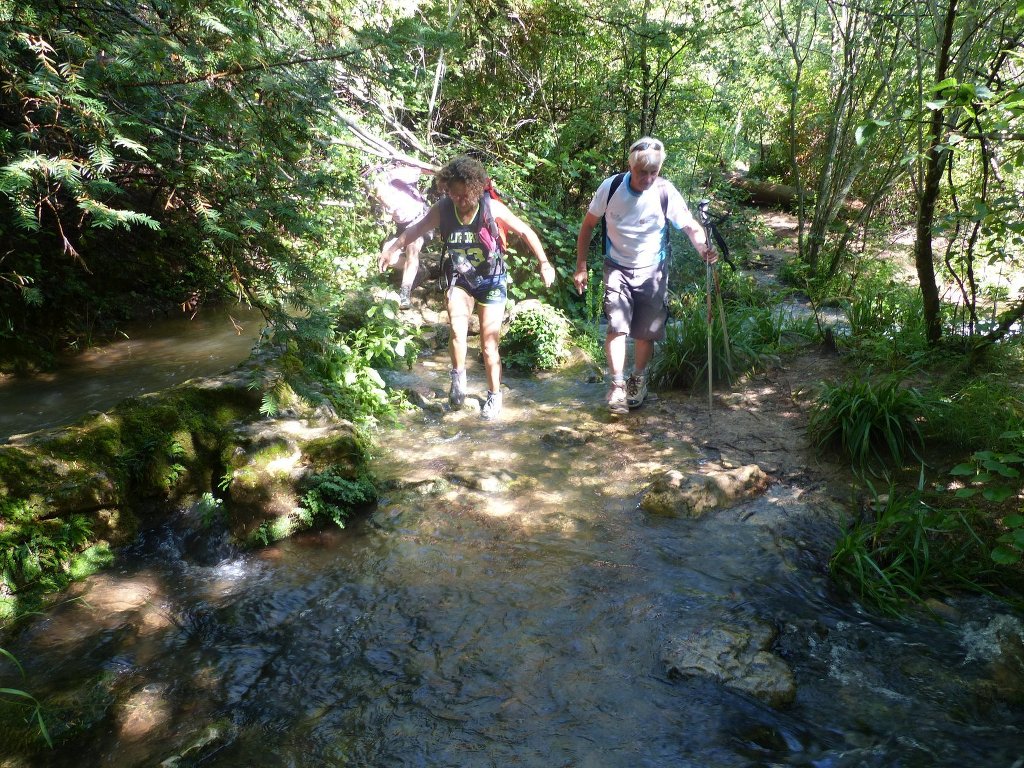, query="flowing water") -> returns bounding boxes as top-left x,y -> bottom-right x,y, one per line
2,347 -> 1024,767
0,303 -> 264,442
